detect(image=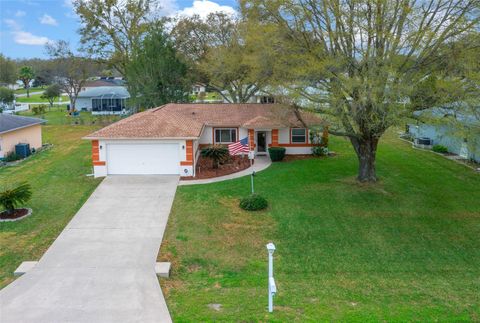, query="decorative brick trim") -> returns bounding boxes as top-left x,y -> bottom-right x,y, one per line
248,129 -> 255,150
181,140 -> 194,166
272,129 -> 279,146
91,140 -> 106,165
